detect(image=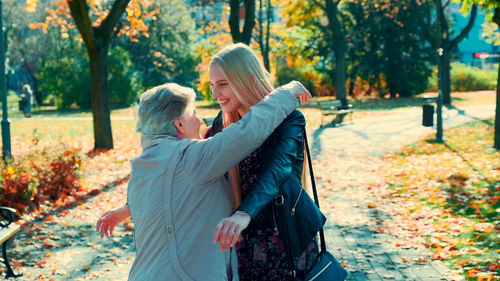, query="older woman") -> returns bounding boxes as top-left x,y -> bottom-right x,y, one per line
97,81 -> 311,281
